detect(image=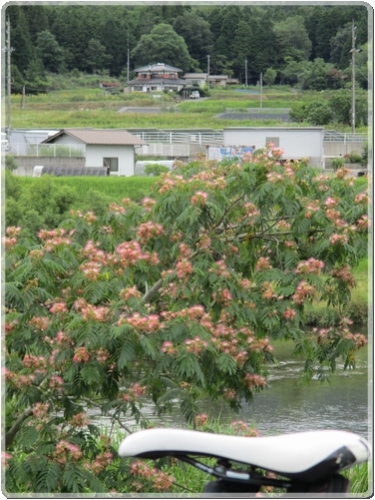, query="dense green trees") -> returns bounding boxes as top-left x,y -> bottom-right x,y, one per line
131,24 -> 193,71
6,3 -> 369,88
273,16 -> 312,63
36,31 -> 65,73
172,12 -> 214,71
